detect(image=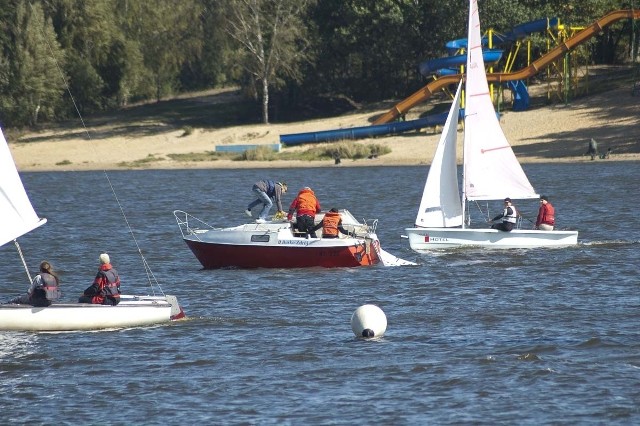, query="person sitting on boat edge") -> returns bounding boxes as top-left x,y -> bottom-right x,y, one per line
535,195 -> 555,231
489,198 -> 518,232
78,253 -> 121,306
311,208 -> 354,238
245,179 -> 287,223
287,186 -> 322,238
7,261 -> 60,307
